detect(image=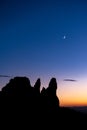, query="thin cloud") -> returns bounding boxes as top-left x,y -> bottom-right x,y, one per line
63,79 -> 77,82
0,75 -> 11,78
